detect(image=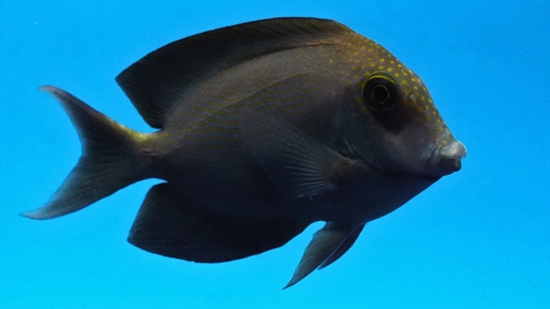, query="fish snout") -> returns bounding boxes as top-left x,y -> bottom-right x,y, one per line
430,140 -> 467,177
